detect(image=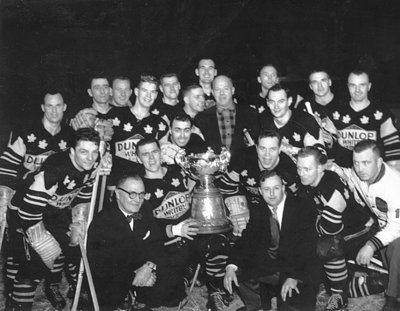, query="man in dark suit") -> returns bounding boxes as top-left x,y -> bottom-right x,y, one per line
195,75 -> 259,158
224,171 -> 322,311
87,174 -> 173,310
